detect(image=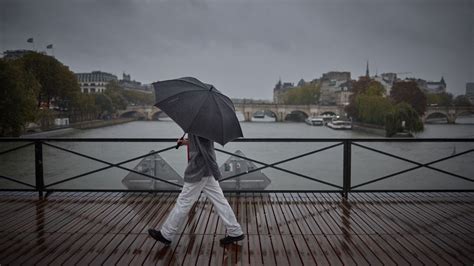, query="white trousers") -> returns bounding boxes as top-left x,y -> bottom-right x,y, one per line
160,176 -> 243,240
